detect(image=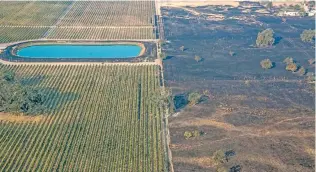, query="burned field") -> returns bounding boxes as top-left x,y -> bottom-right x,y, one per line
162,5 -> 315,172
